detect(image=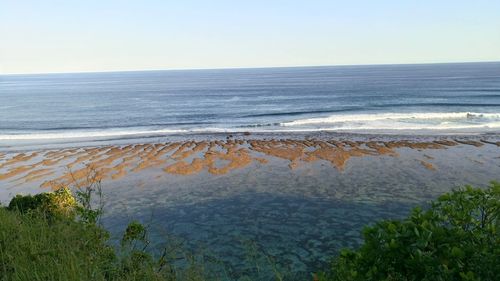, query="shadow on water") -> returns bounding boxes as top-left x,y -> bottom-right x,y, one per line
102,192 -> 417,280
